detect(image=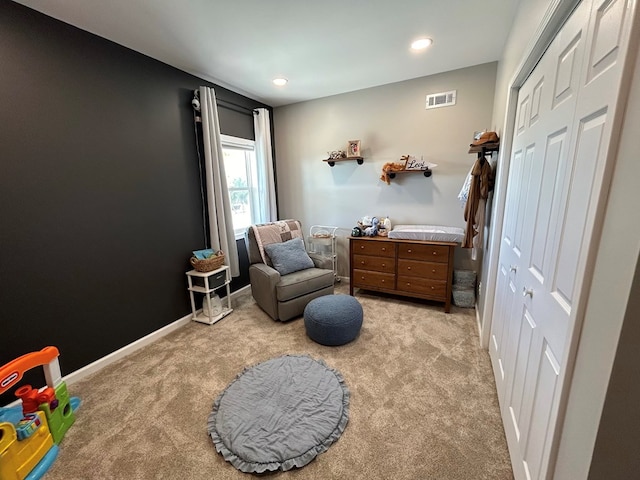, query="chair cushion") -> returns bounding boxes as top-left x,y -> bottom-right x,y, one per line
276,268 -> 334,302
264,238 -> 314,275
